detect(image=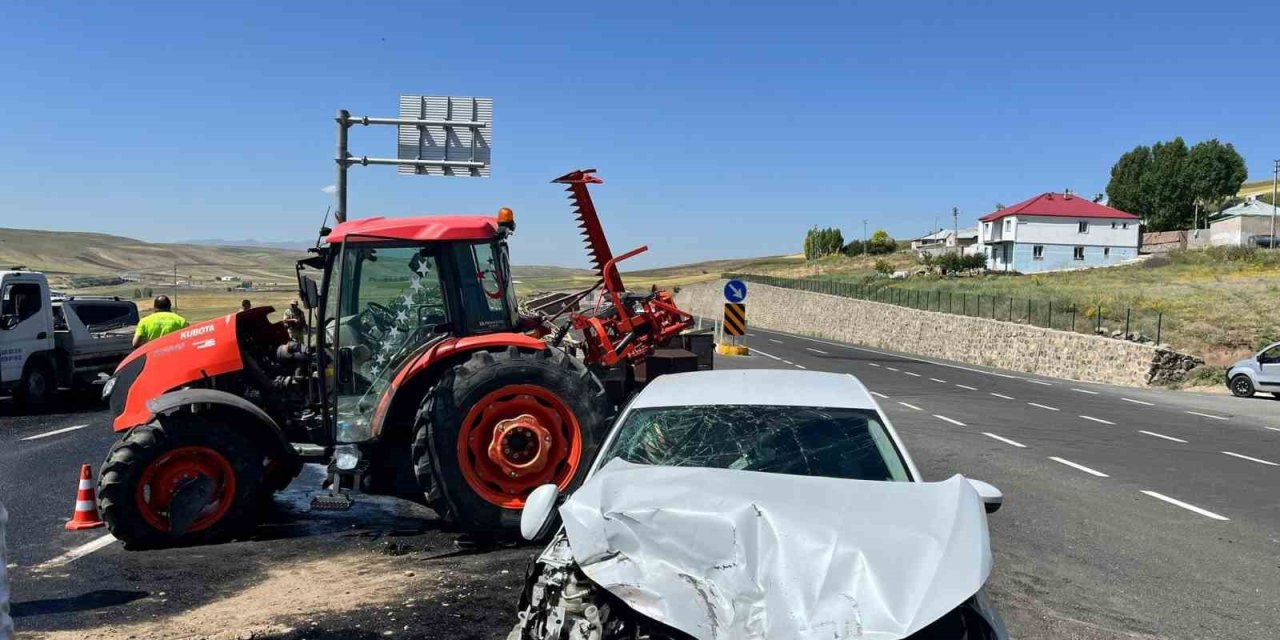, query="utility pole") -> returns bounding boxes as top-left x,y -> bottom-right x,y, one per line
172,264 -> 178,311
1272,159 -> 1278,248
863,219 -> 868,256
